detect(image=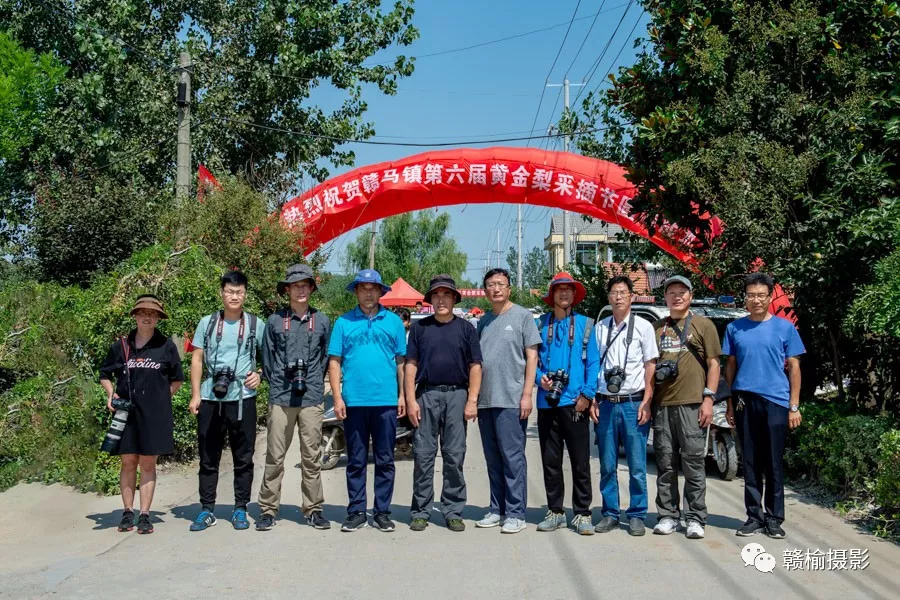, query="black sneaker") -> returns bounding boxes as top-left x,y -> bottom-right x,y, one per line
736,519 -> 765,537
627,517 -> 646,536
136,513 -> 153,534
308,511 -> 331,530
256,513 -> 275,531
373,513 -> 395,532
766,518 -> 785,539
341,511 -> 368,532
118,510 -> 135,532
